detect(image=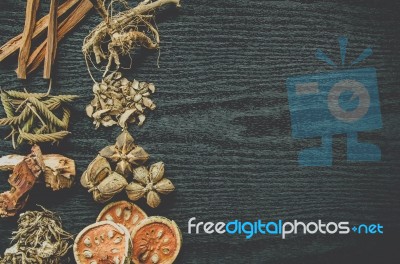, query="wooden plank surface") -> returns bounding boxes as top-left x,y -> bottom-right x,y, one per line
0,0 -> 399,263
